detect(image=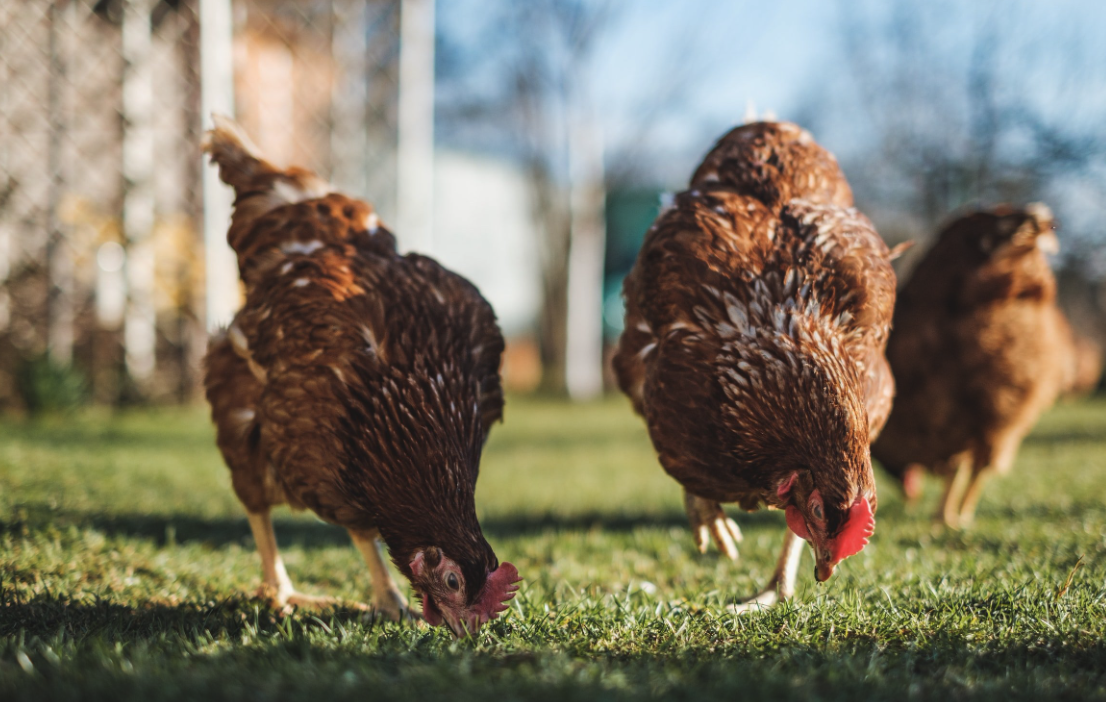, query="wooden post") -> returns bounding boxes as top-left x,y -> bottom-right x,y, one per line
200,0 -> 239,332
